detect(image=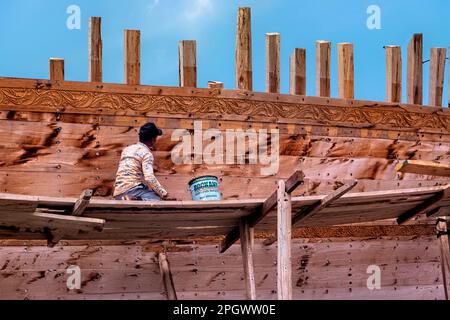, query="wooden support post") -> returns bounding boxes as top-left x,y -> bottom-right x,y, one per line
88,17 -> 102,82
266,33 -> 280,93
385,45 -> 402,103
316,40 -> 331,97
72,189 -> 93,216
158,252 -> 178,300
207,81 -> 224,89
236,7 -> 252,91
240,218 -> 256,300
179,40 -> 197,88
124,29 -> 141,85
437,218 -> 450,300
429,48 -> 446,107
219,171 -> 304,253
289,48 -> 306,95
49,58 -> 64,81
337,43 -> 354,99
397,185 -> 450,225
277,180 -> 292,300
407,33 -> 423,105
